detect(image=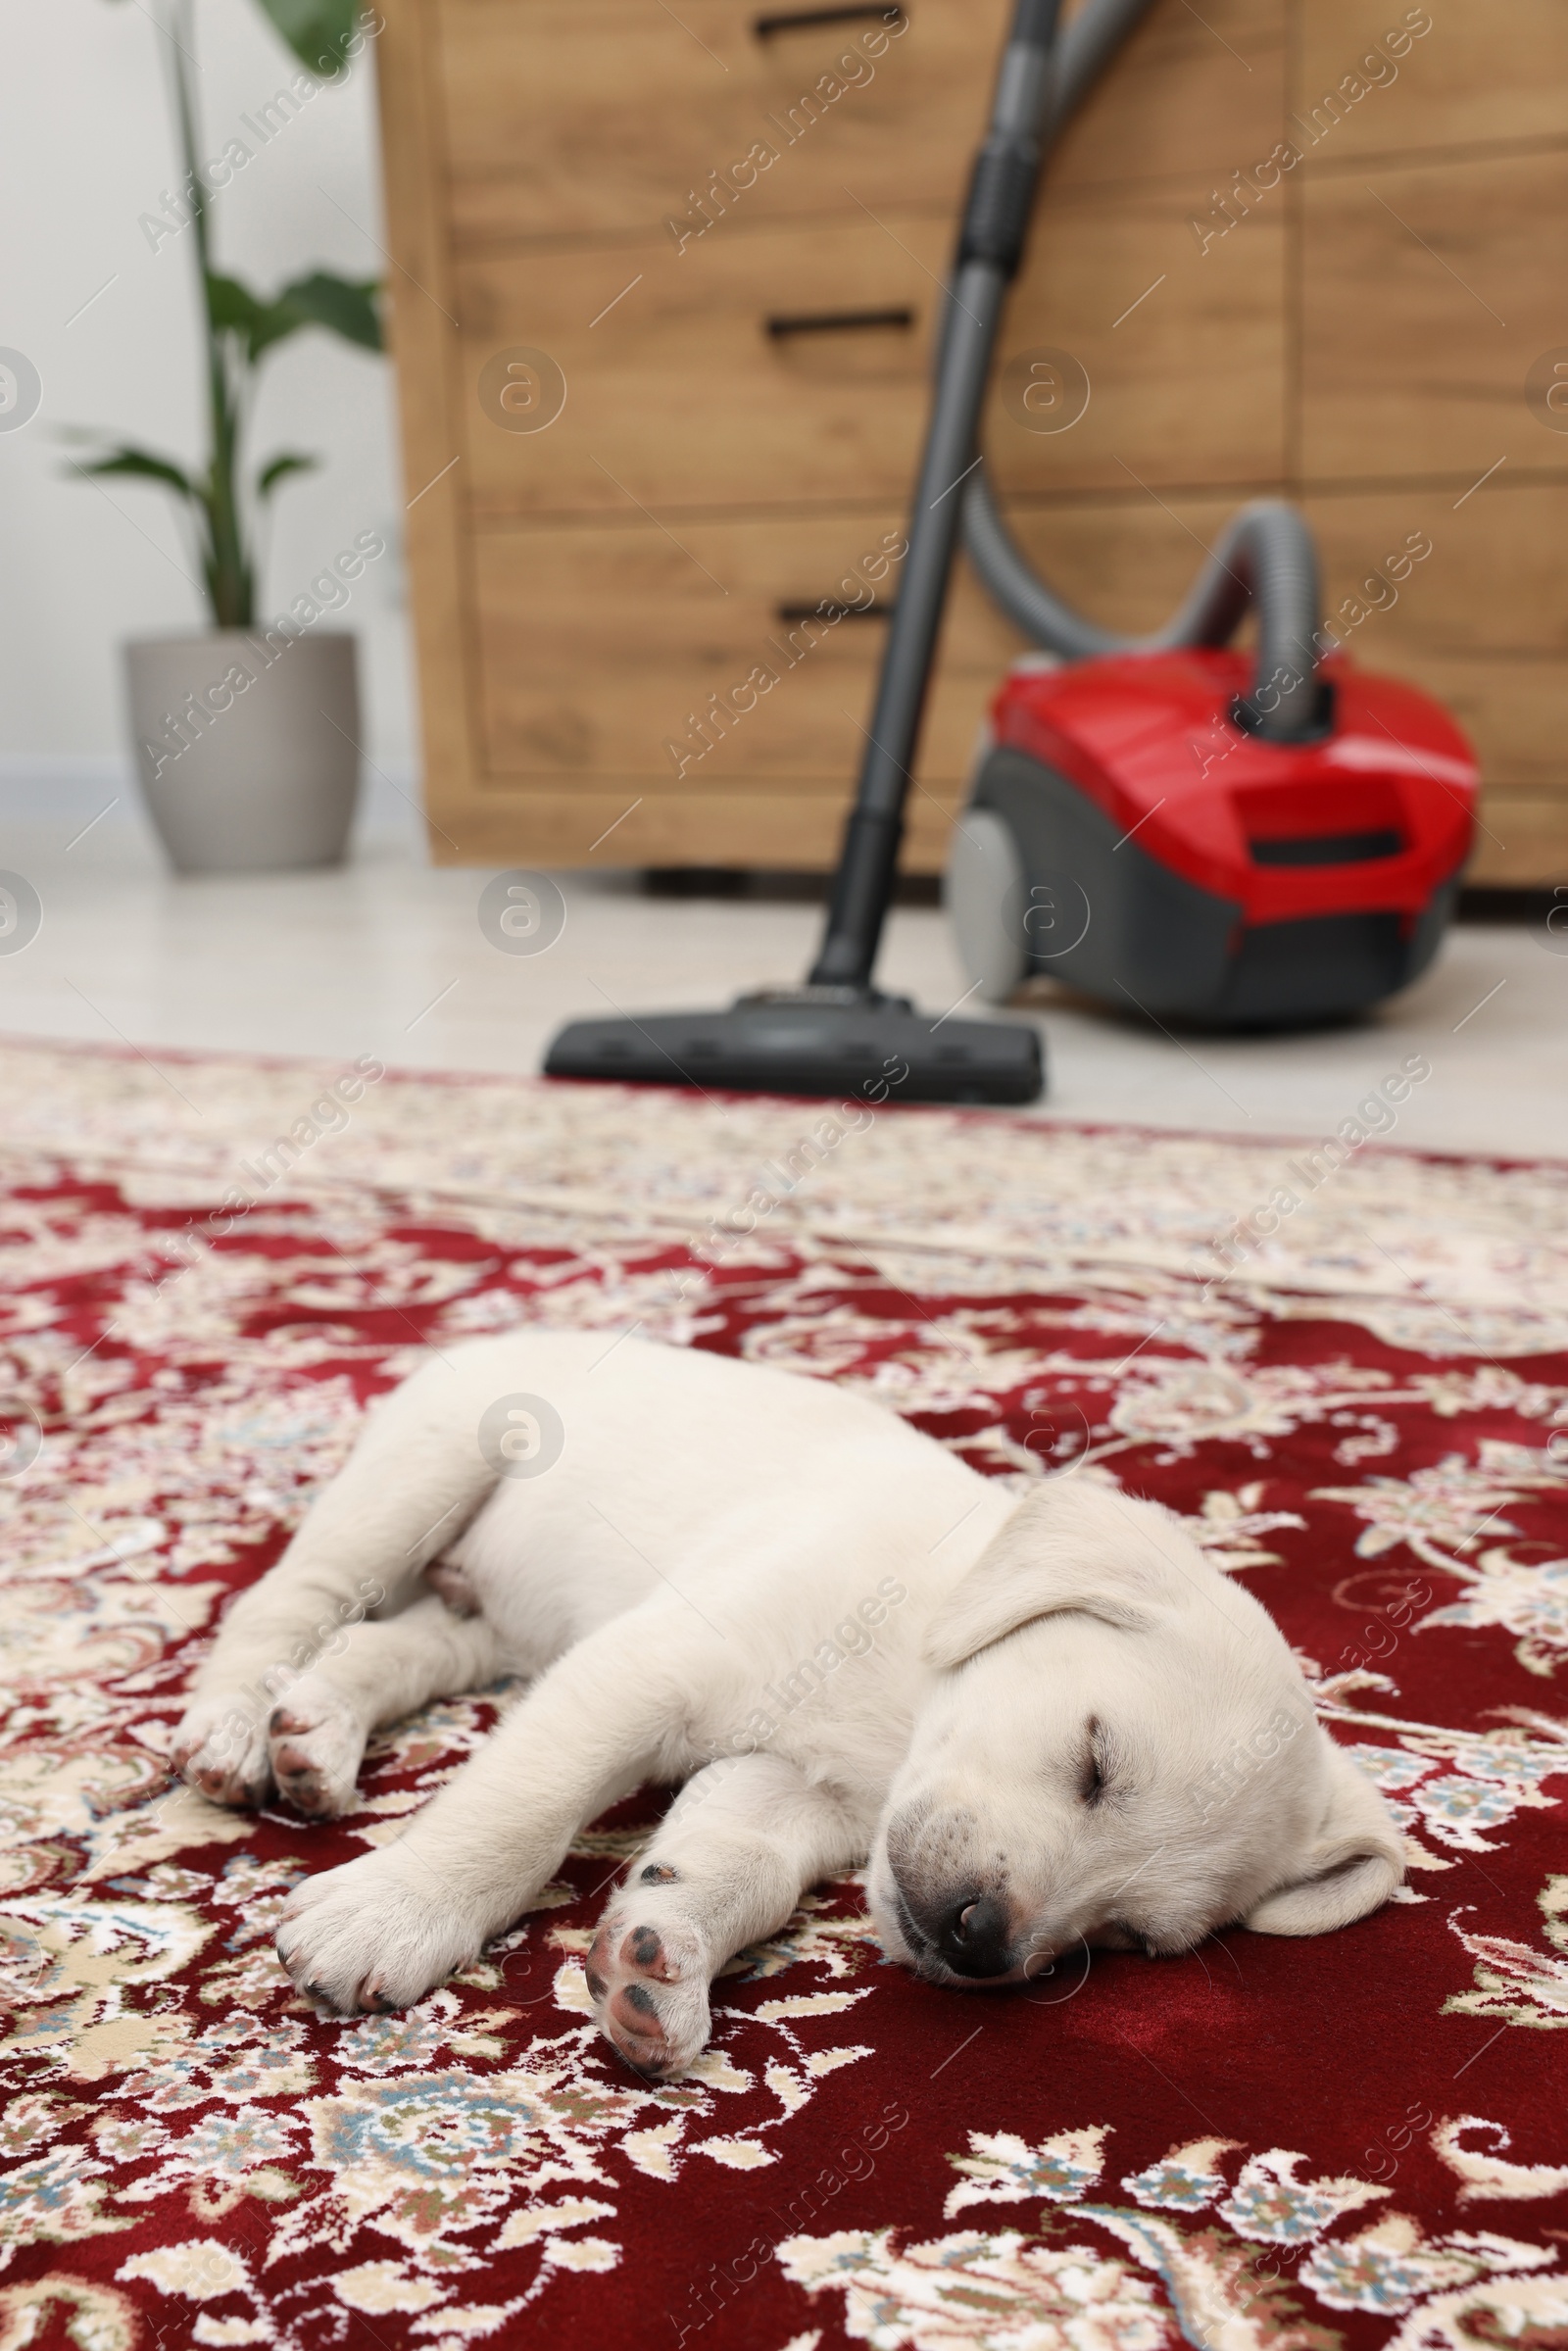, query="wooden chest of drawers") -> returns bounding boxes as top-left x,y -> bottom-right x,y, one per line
377,0 -> 1568,881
